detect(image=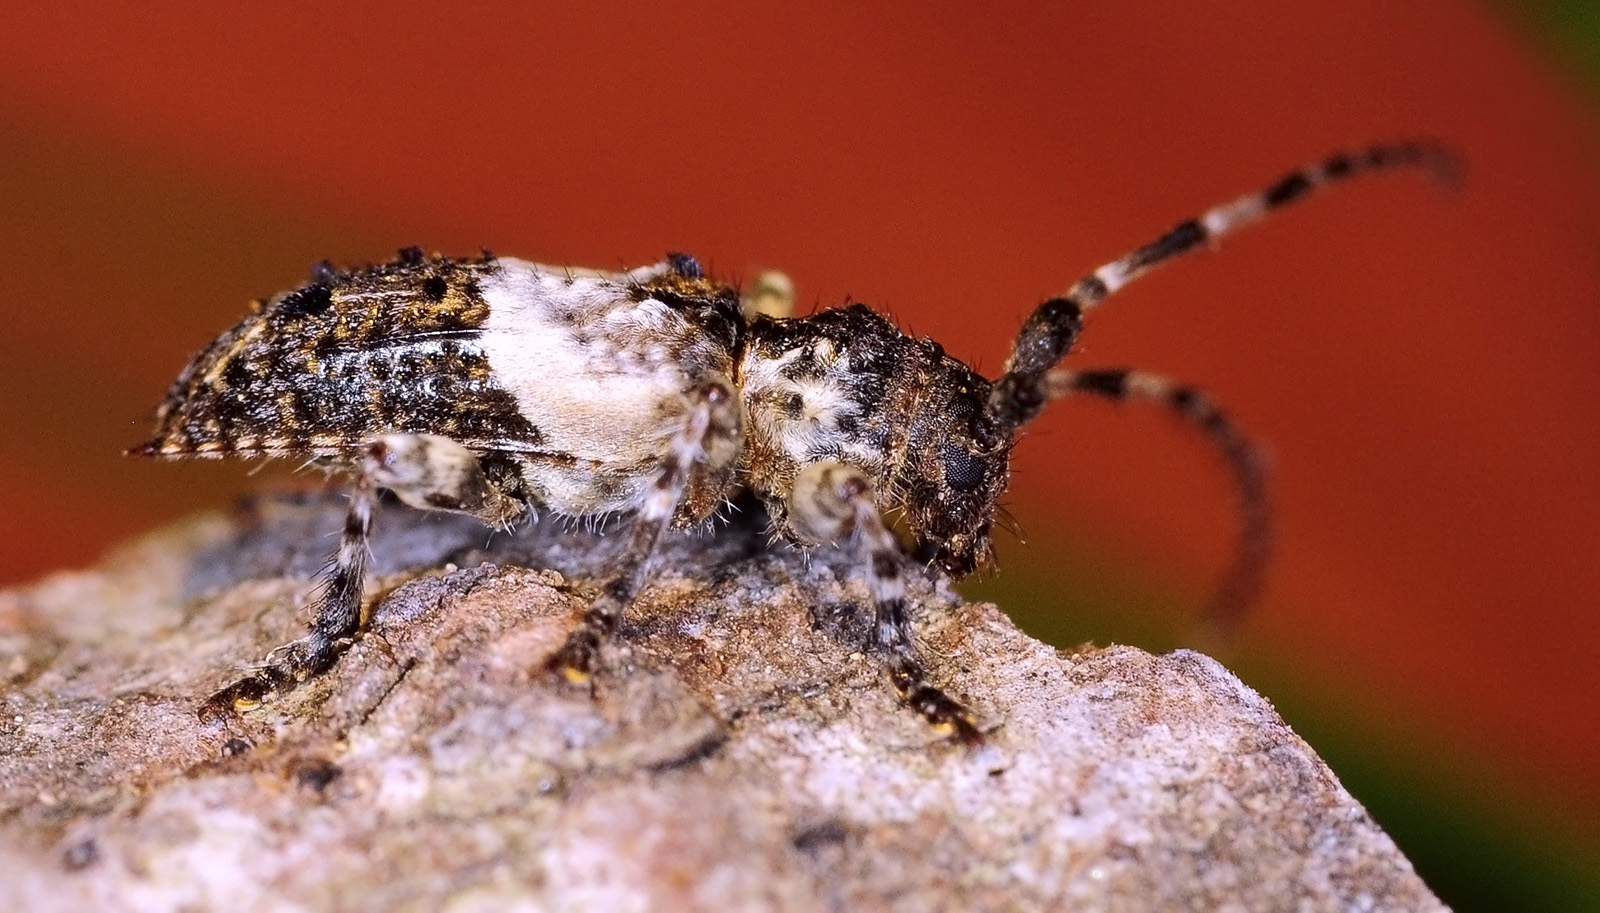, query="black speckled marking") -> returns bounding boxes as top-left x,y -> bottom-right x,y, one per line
138,253 -> 537,457
421,275 -> 449,302
277,284 -> 333,319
